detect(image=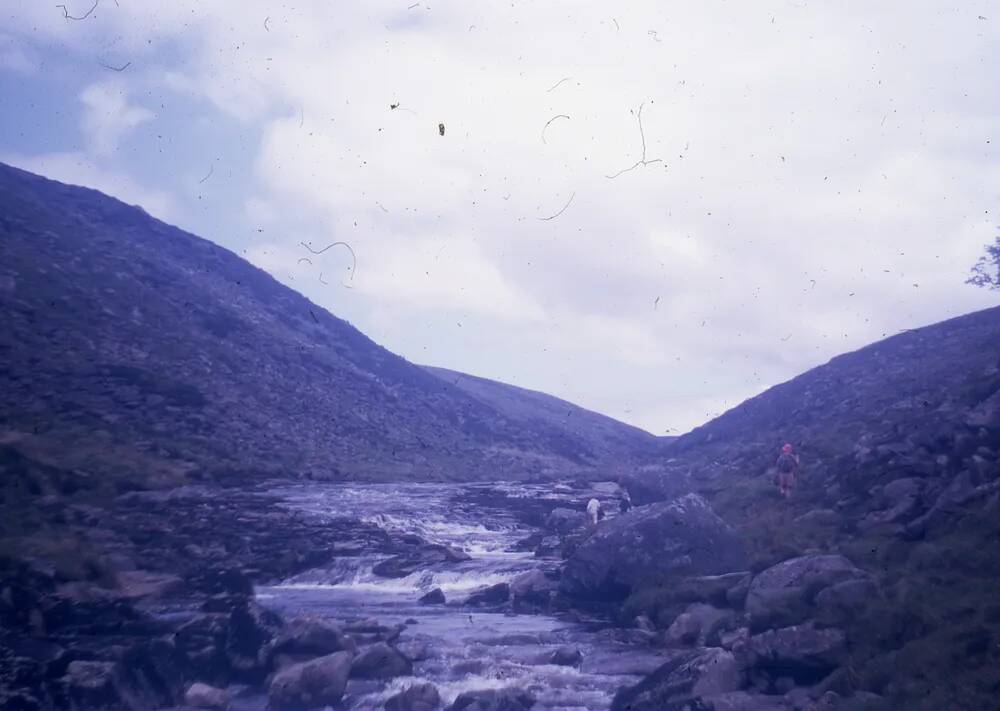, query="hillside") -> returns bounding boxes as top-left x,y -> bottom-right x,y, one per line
0,162 -> 655,500
423,366 -> 662,464
616,306 -> 1000,709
